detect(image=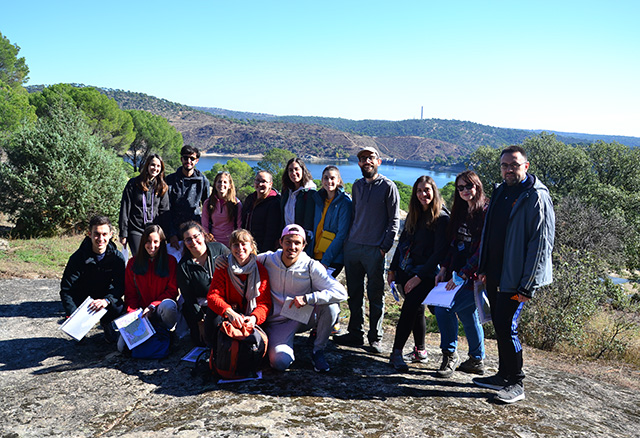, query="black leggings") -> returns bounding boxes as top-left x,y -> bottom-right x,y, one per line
392,272 -> 433,351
